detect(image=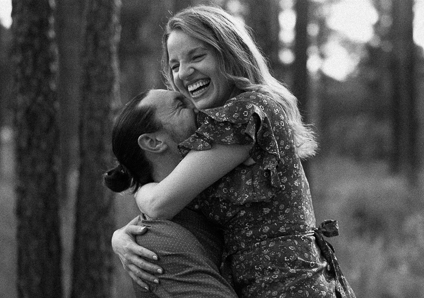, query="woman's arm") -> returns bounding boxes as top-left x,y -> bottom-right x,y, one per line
136,143 -> 251,219
111,217 -> 163,289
